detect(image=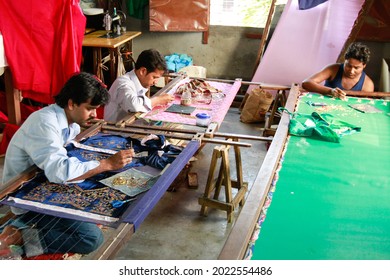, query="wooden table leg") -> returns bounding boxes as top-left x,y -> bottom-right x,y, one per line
92,48 -> 101,79
109,49 -> 116,85
4,67 -> 21,126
